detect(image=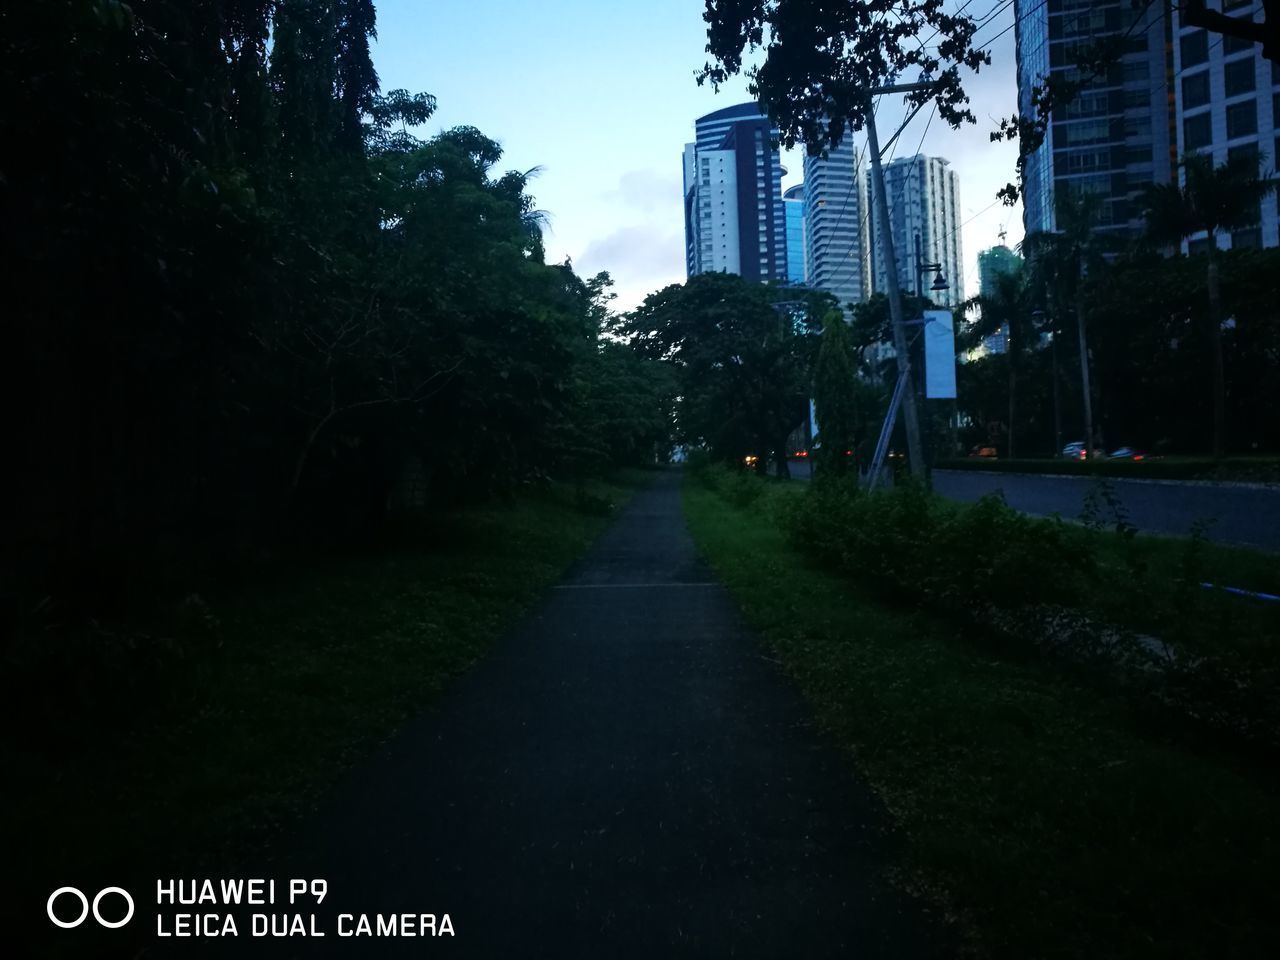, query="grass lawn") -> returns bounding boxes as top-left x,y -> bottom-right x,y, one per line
684,479 -> 1280,960
9,471 -> 652,944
